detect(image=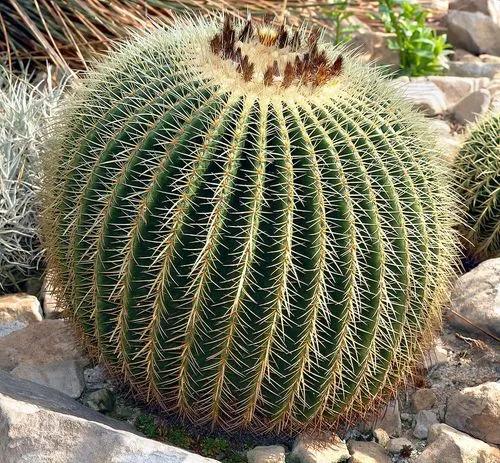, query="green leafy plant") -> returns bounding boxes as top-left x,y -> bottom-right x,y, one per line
377,0 -> 451,76
200,437 -> 230,458
454,112 -> 500,260
42,14 -> 458,433
166,427 -> 193,448
324,1 -> 360,45
0,66 -> 66,293
135,414 -> 158,438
